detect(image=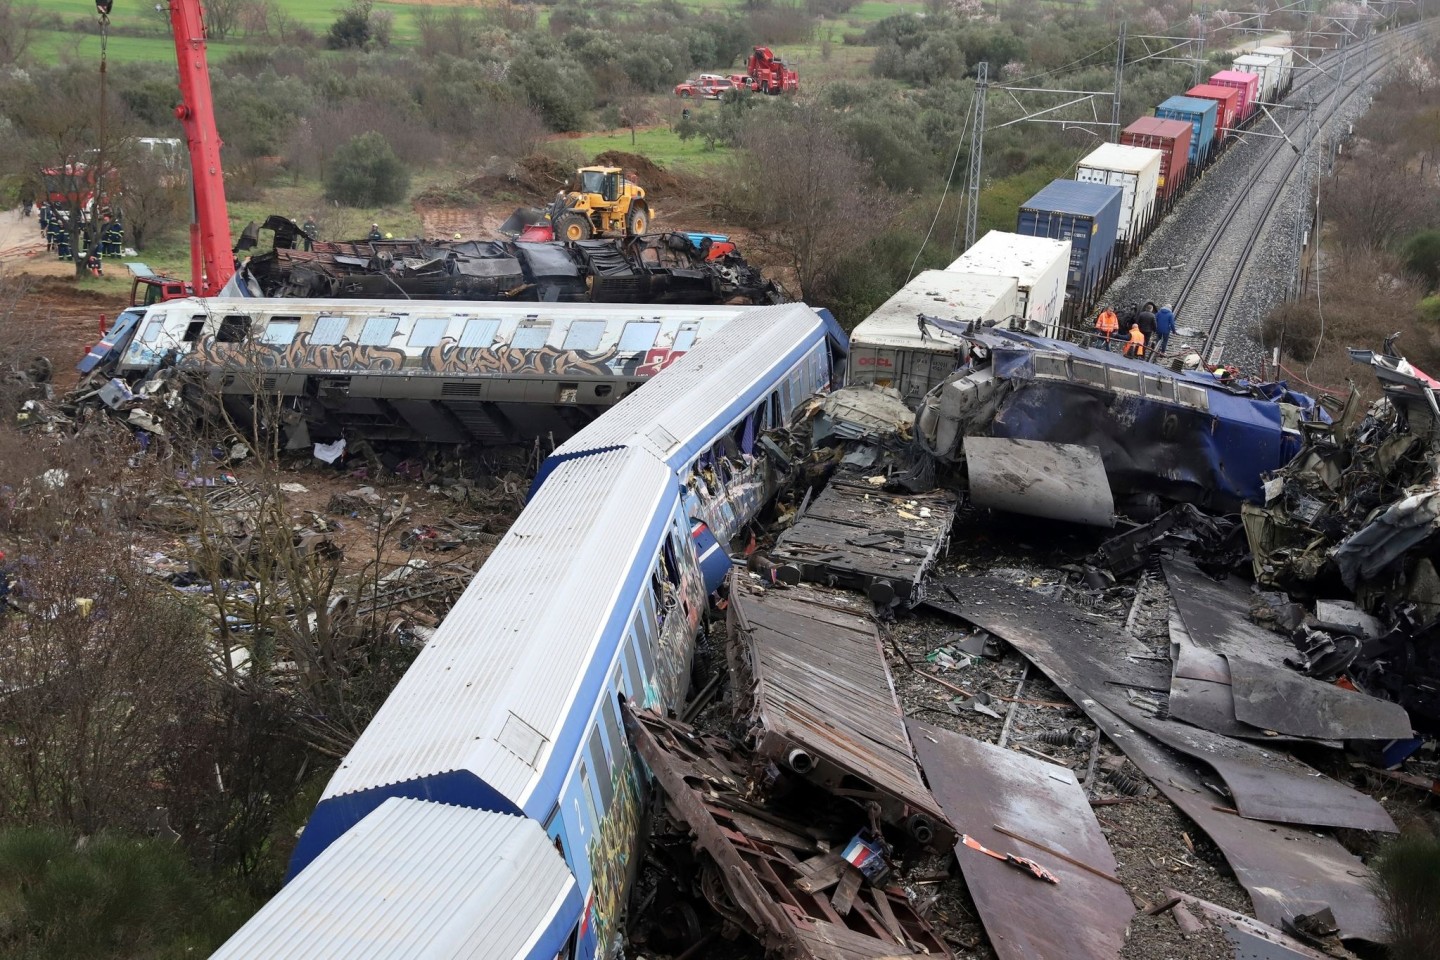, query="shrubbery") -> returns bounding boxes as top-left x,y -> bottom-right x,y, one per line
324,131 -> 410,206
